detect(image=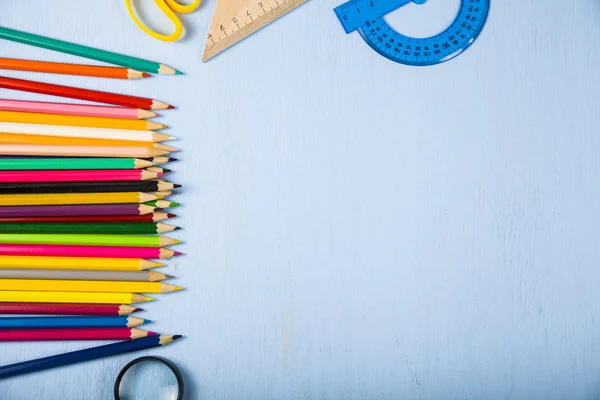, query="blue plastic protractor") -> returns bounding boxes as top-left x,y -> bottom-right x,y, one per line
334,0 -> 490,66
